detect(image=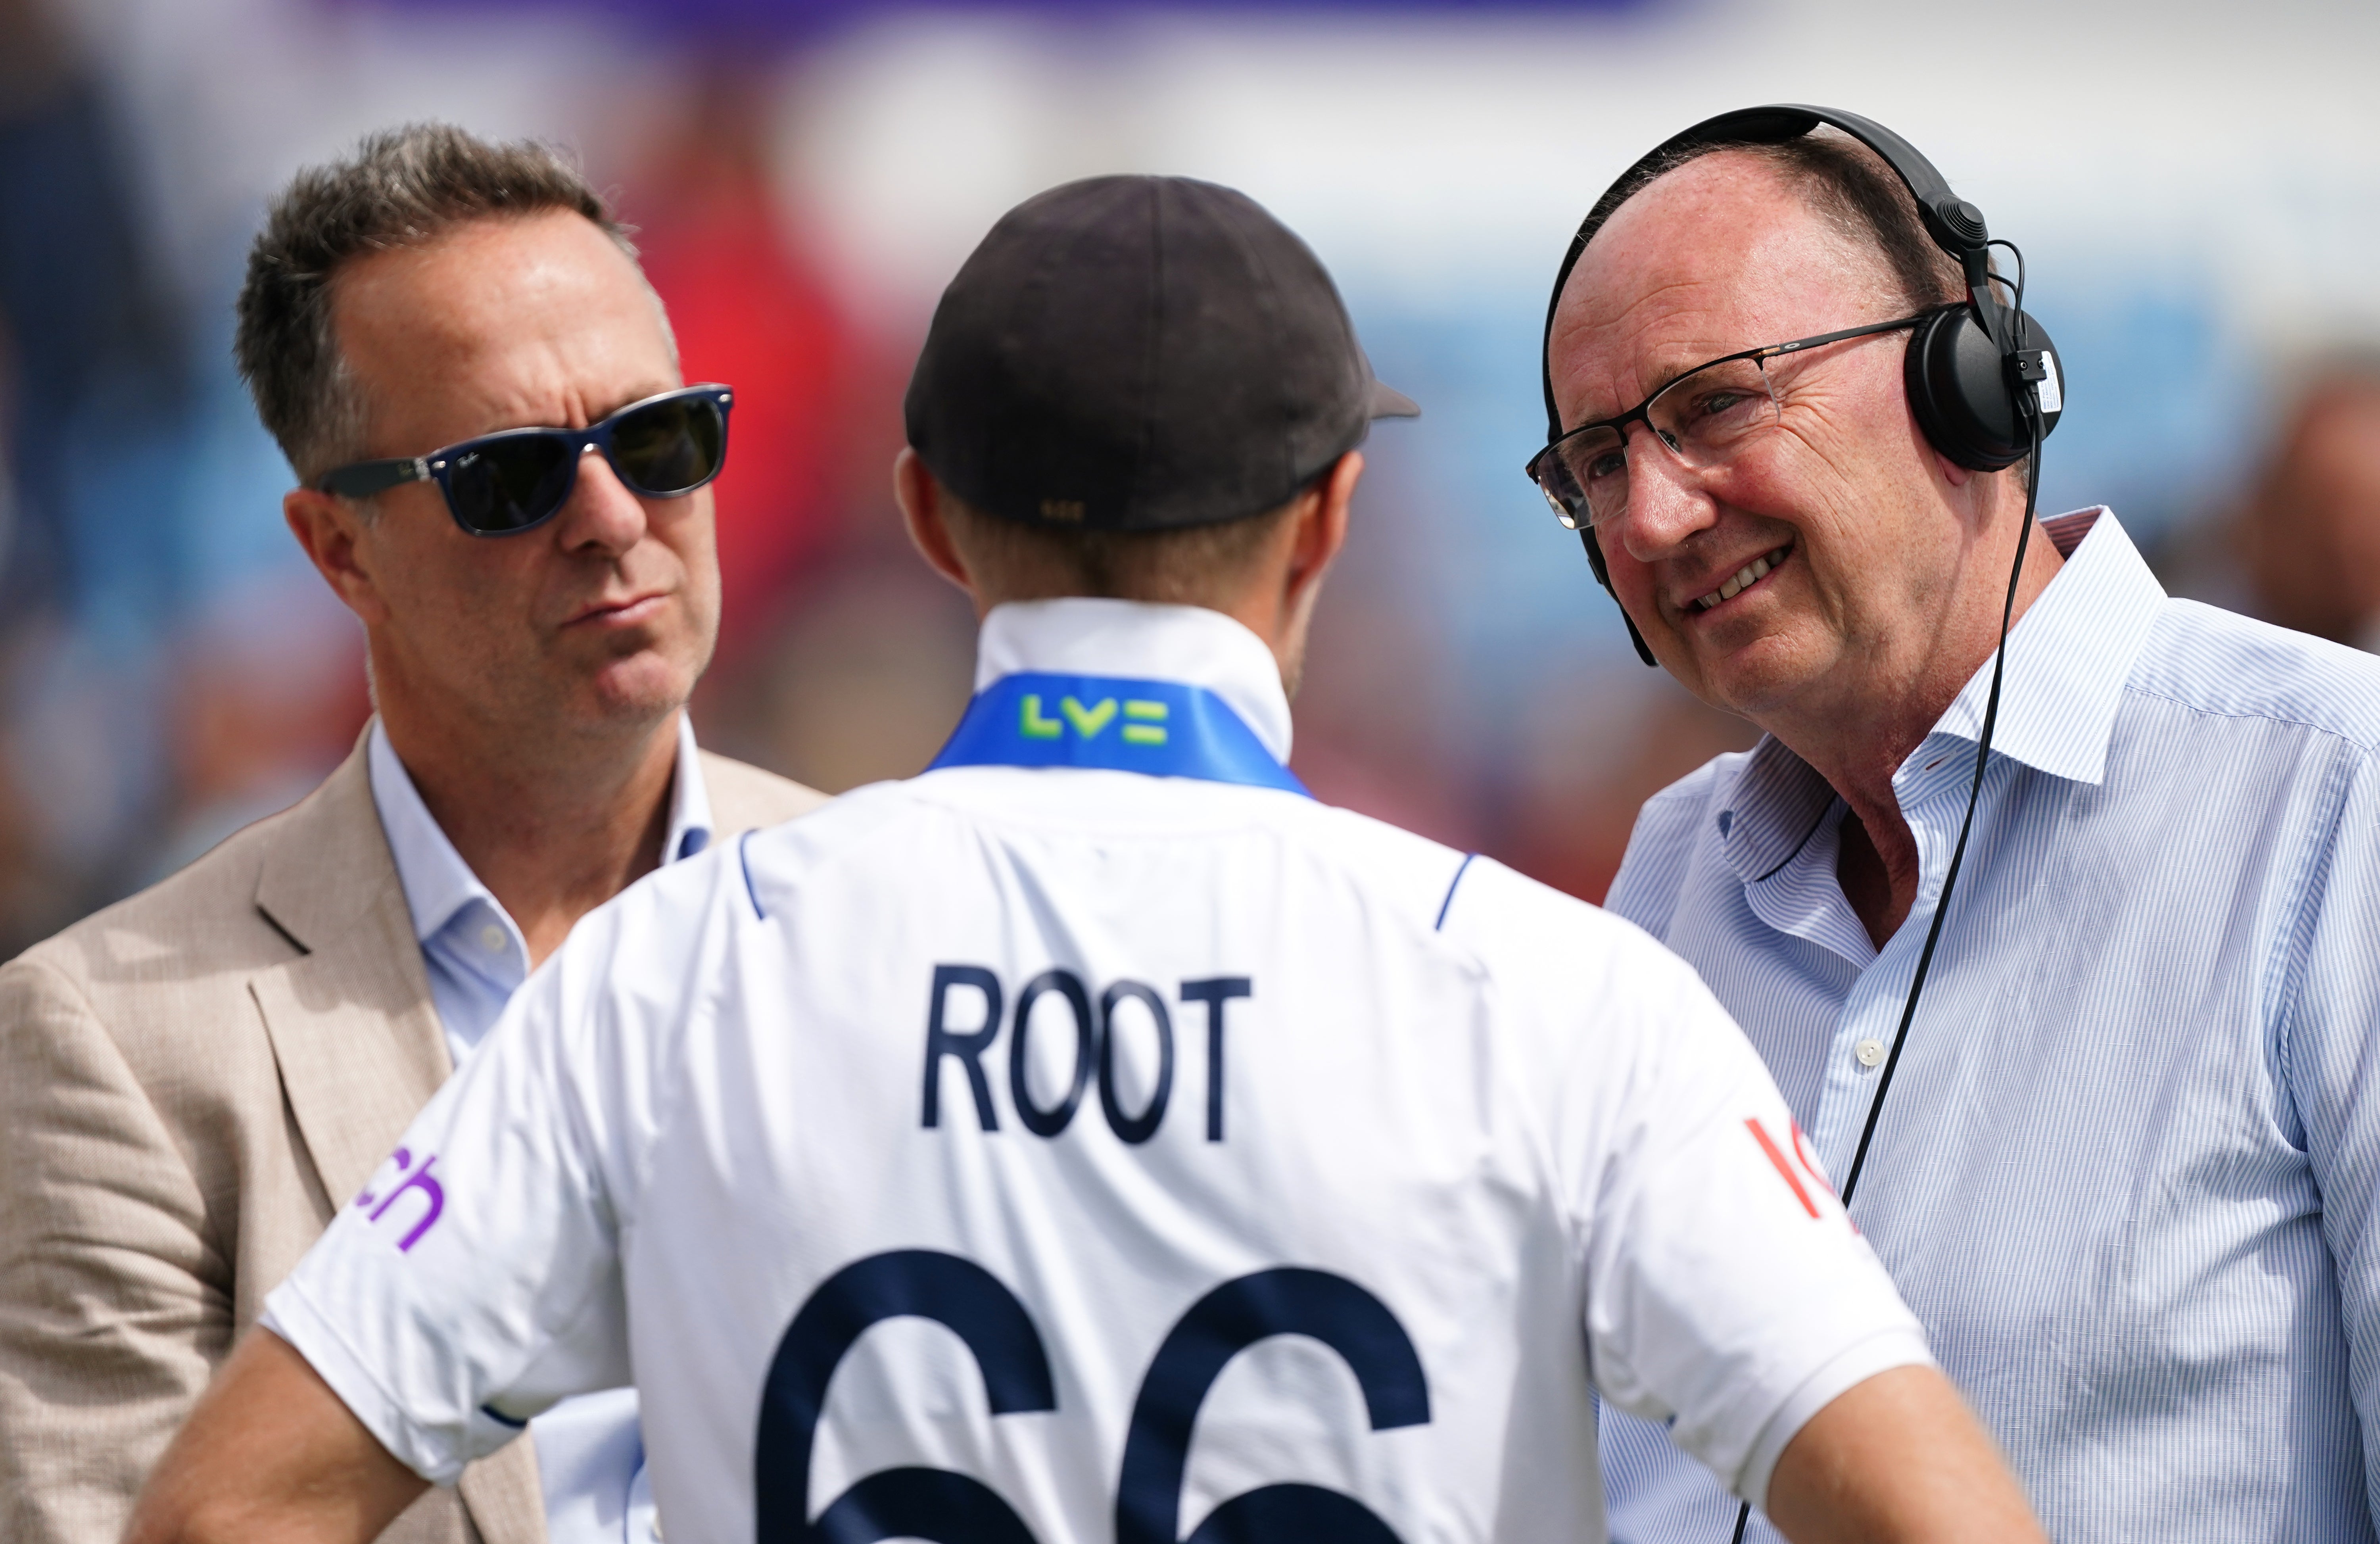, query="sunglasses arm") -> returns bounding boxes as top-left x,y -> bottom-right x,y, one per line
318,457 -> 432,500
